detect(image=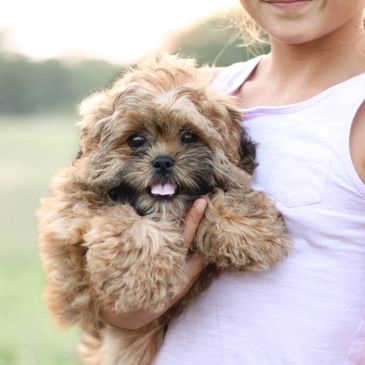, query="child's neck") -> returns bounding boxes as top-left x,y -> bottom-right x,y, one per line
269,21 -> 365,86
239,17 -> 365,108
